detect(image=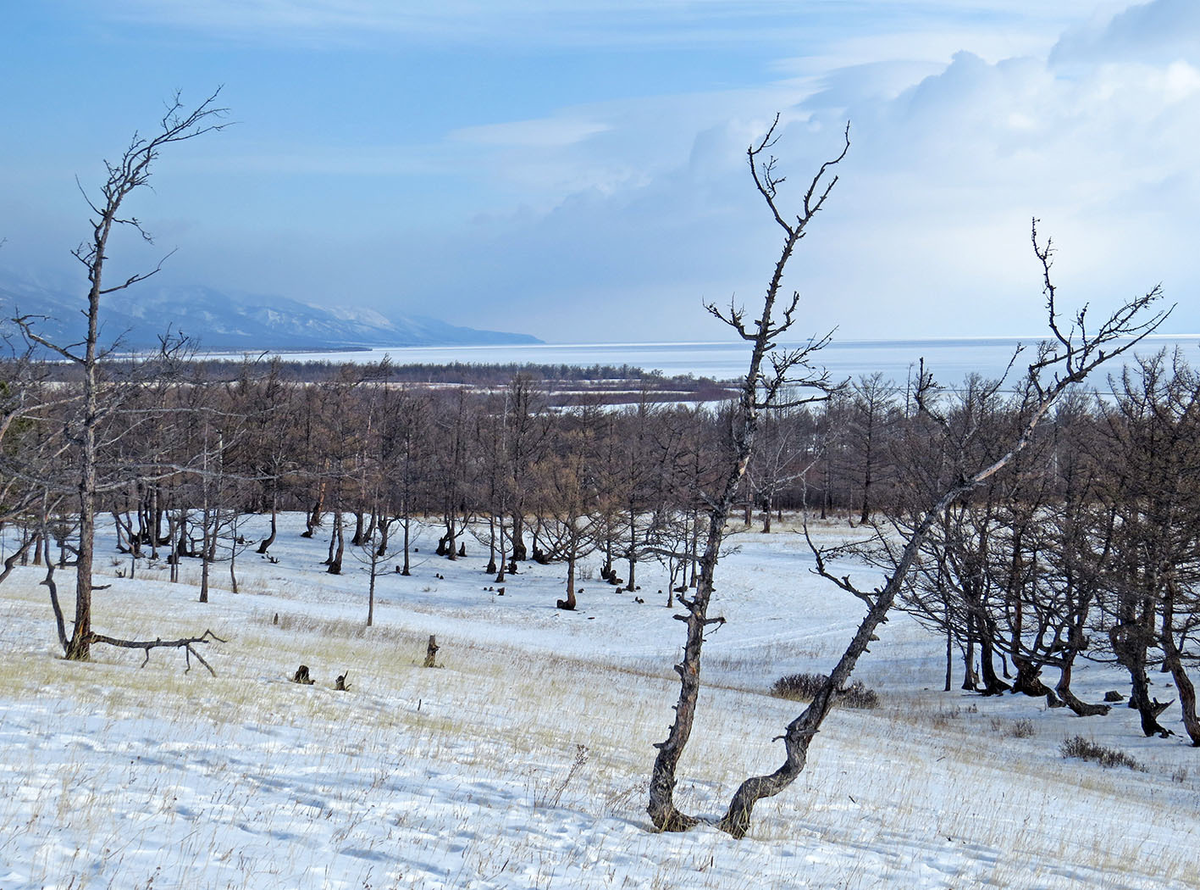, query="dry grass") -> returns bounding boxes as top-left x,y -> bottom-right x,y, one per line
3,563 -> 1198,889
